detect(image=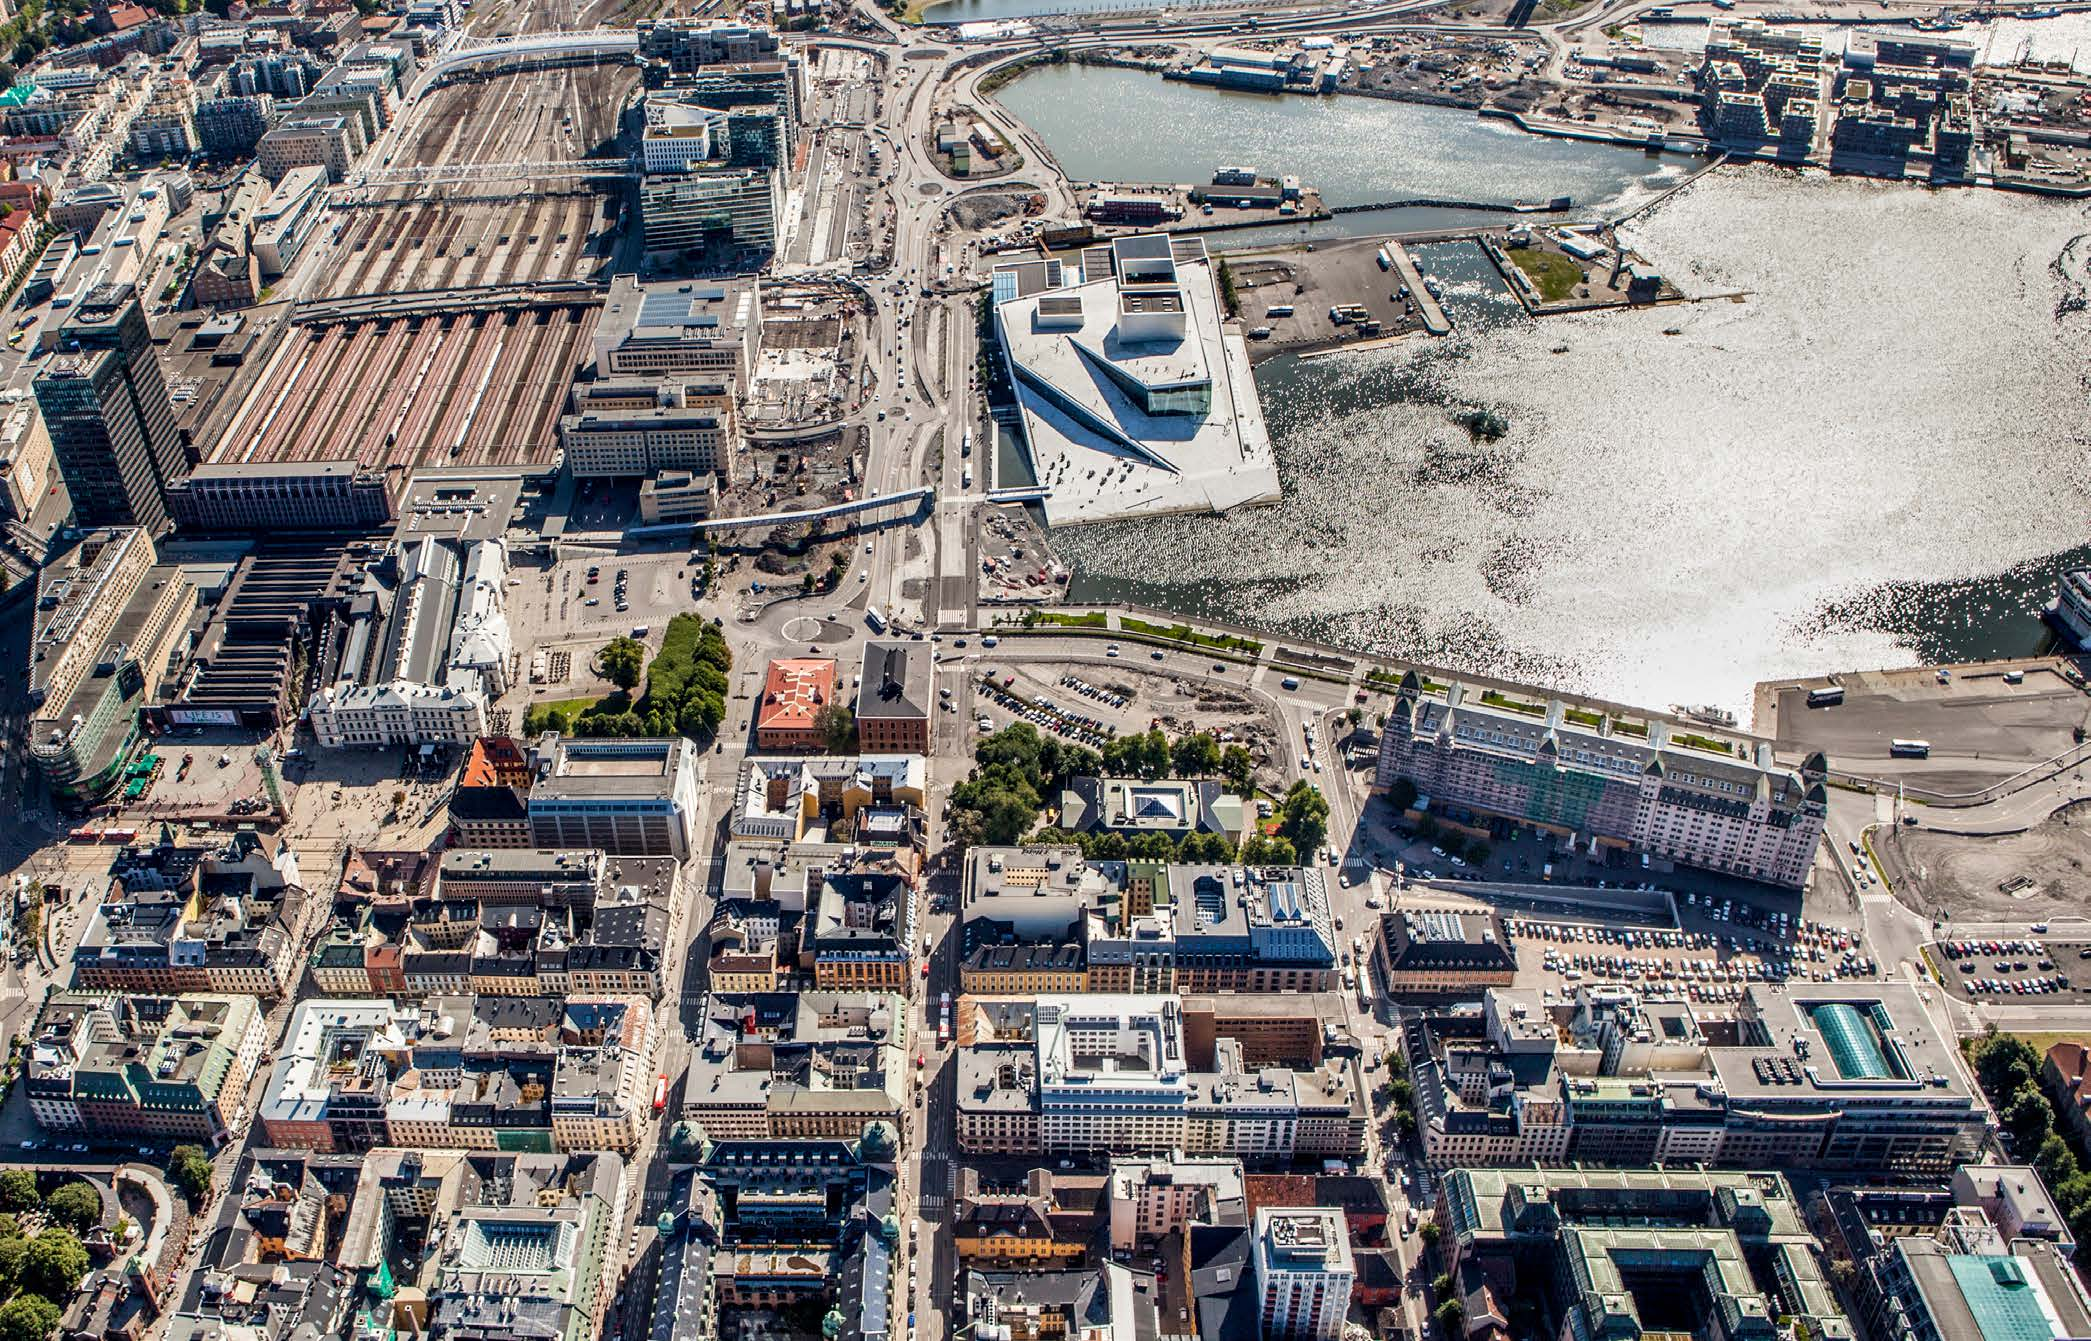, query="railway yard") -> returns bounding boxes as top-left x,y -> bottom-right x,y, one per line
208,301 -> 594,471
312,193 -> 614,299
